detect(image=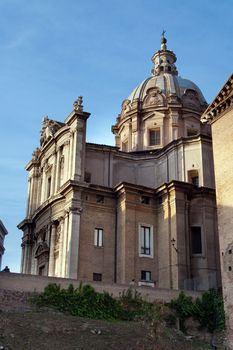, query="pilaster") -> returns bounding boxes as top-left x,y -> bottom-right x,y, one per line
65,207 -> 82,279
48,222 -> 57,276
